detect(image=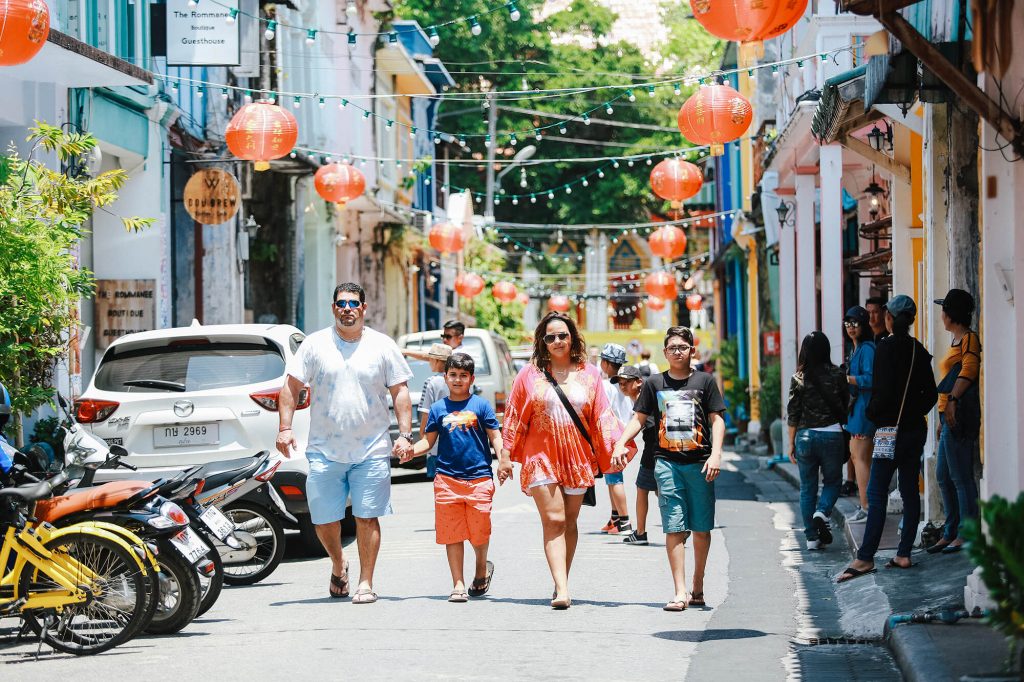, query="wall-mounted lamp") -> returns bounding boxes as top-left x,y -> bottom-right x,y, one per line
866,121 -> 893,152
243,215 -> 261,239
775,199 -> 795,227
